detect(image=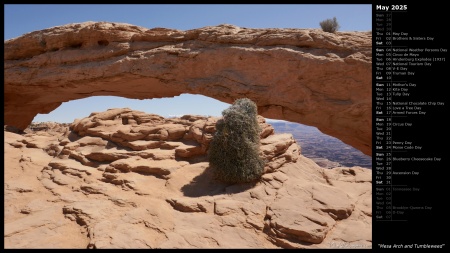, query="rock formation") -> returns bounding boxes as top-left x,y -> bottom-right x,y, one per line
4,22 -> 372,155
4,109 -> 372,249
